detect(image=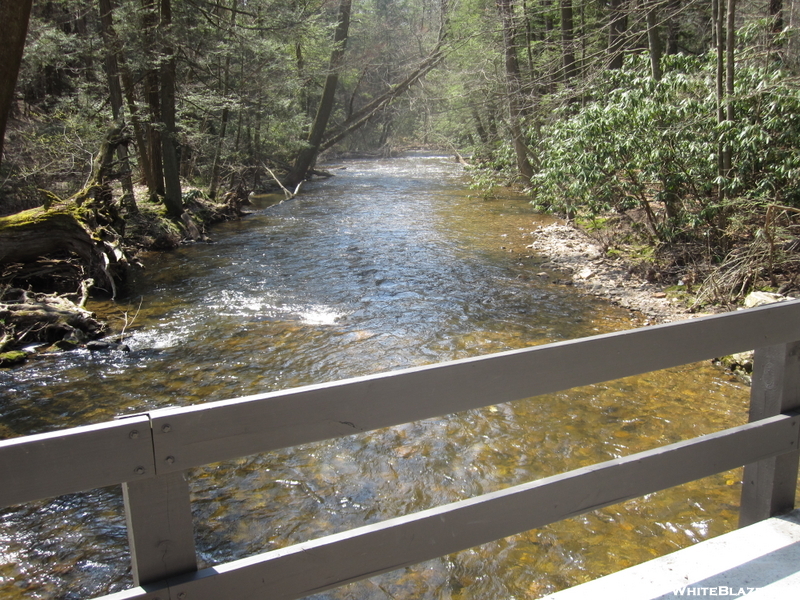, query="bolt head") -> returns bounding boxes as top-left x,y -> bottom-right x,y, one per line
134,466 -> 145,475
161,424 -> 172,433
165,456 -> 175,464
129,430 -> 140,439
